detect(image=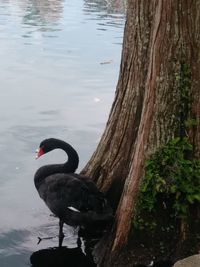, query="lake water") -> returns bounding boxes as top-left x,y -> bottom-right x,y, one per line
0,0 -> 125,266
